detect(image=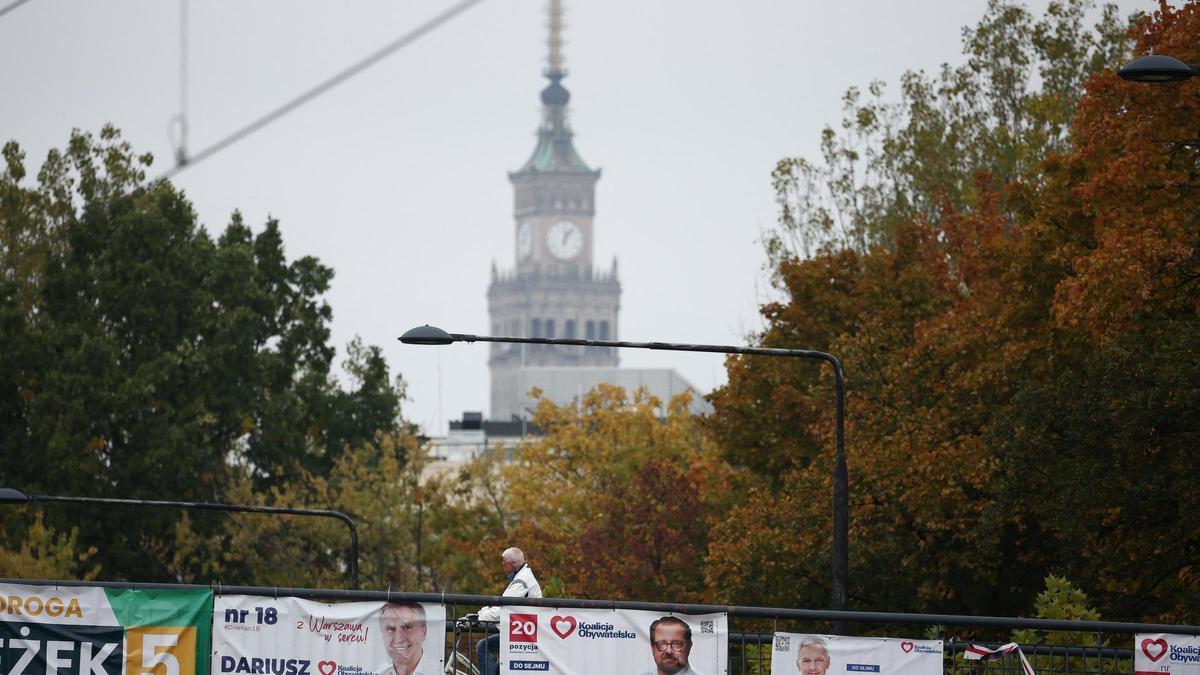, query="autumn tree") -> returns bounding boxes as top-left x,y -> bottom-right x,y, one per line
159,426 -> 503,592
705,0 -> 1195,620
984,1 -> 1200,622
503,385 -> 734,602
706,209 -> 1017,614
0,127 -> 406,582
716,0 -> 1132,484
766,0 -> 1131,260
